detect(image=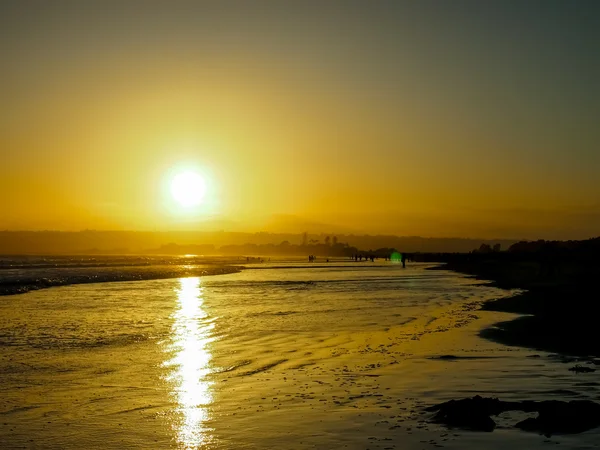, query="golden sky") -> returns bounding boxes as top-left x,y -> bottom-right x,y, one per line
1,1 -> 599,239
